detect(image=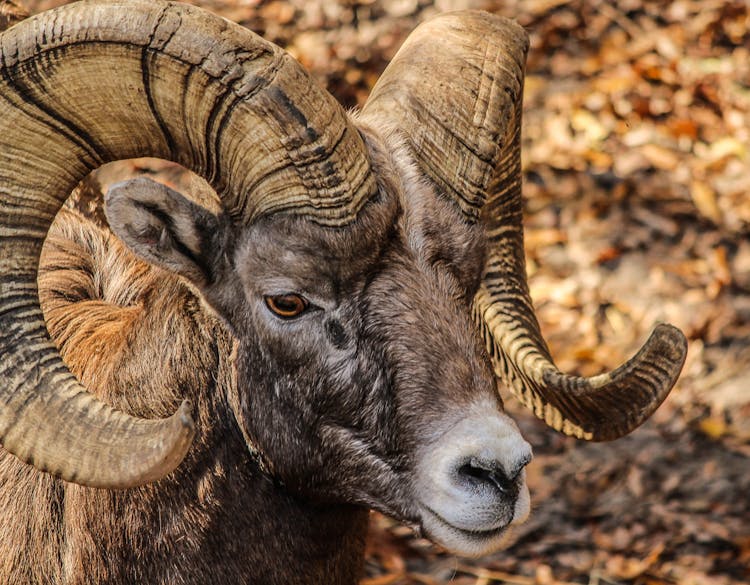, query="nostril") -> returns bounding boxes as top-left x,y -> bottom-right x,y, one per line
457,458 -> 517,495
